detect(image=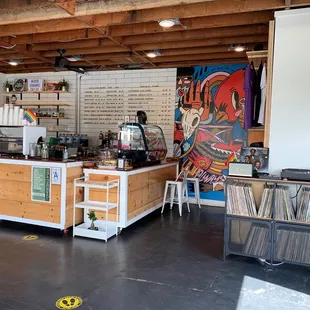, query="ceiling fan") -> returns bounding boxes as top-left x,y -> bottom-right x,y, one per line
54,49 -> 92,74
